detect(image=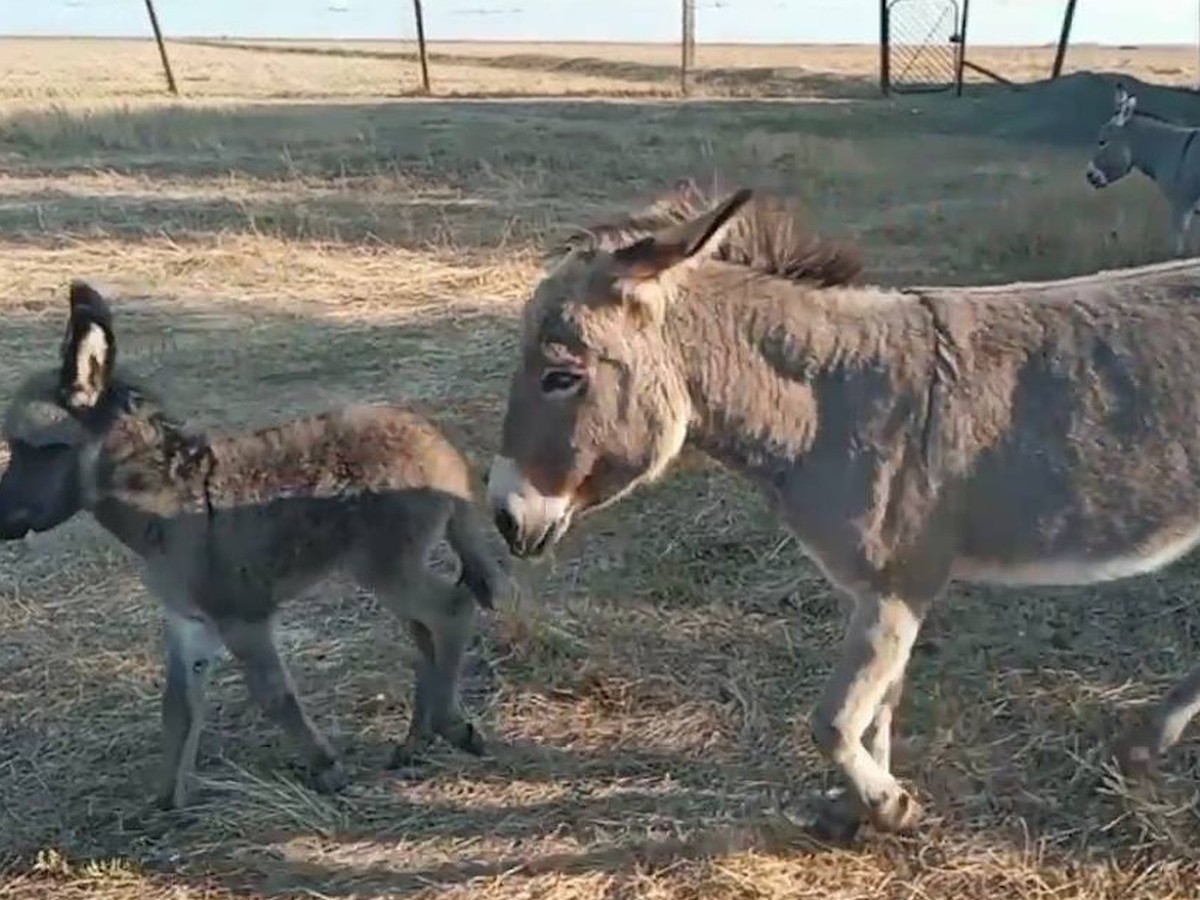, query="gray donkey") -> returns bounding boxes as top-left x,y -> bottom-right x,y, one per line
1087,82 -> 1200,256
487,180 -> 1200,841
0,282 -> 502,809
